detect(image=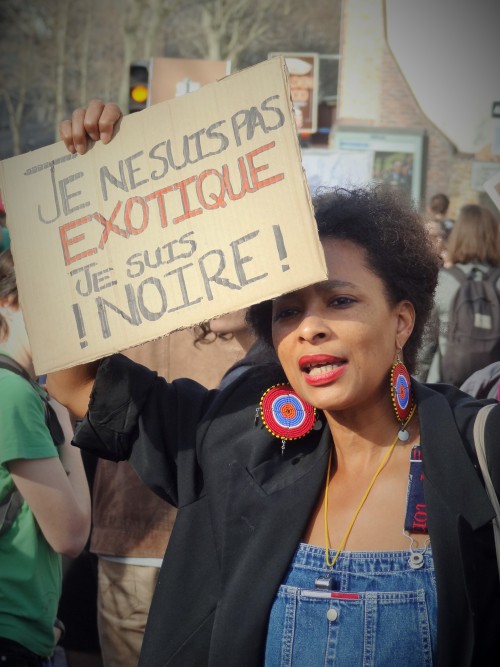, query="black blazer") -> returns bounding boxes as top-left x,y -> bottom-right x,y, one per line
74,354 -> 500,667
